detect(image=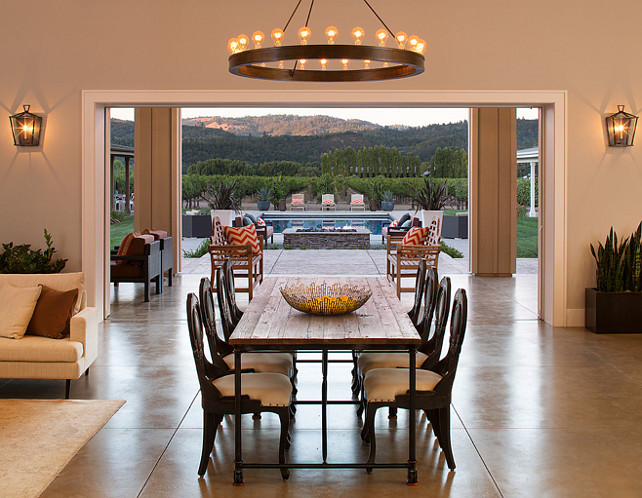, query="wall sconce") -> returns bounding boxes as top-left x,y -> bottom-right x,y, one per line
606,105 -> 638,147
9,105 -> 42,146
